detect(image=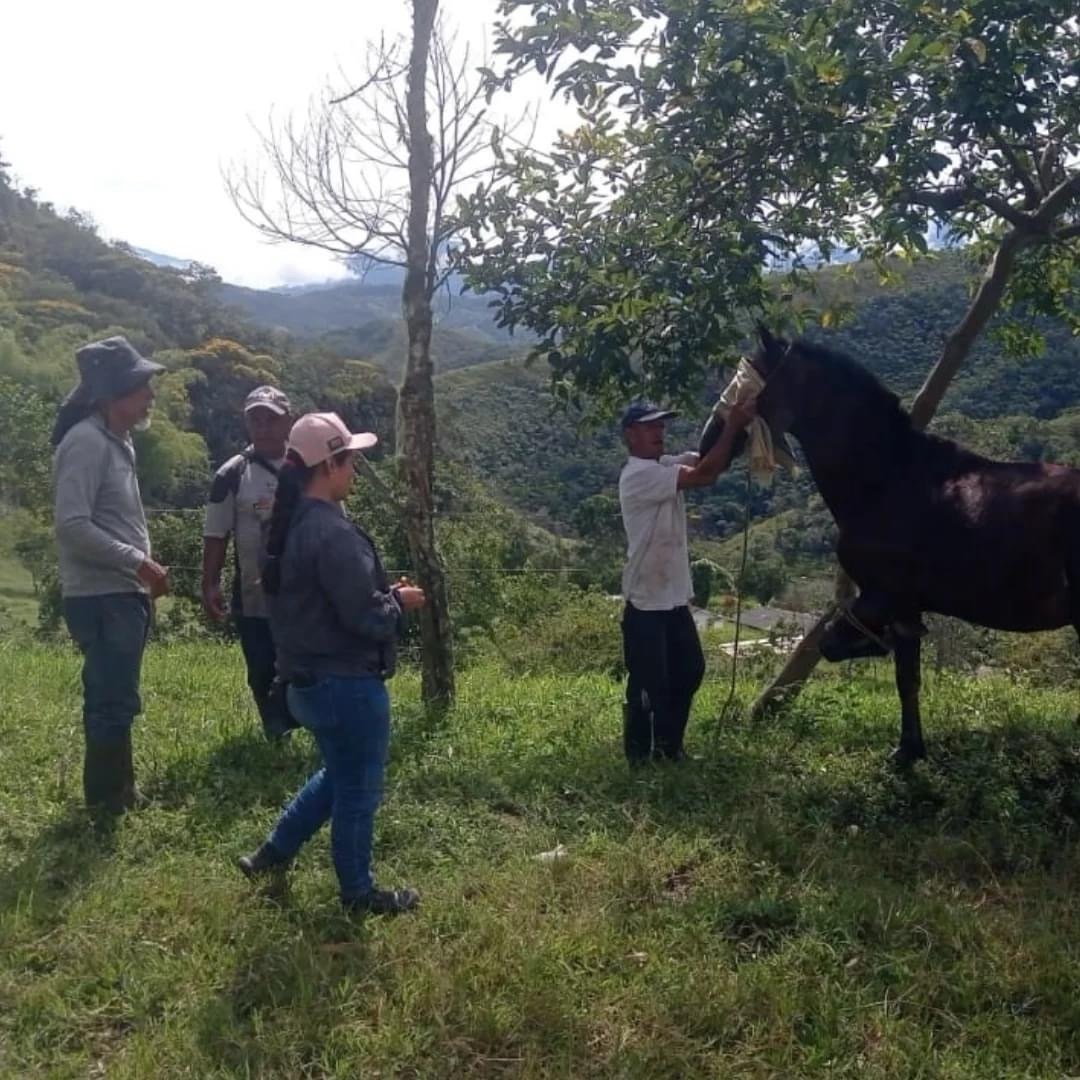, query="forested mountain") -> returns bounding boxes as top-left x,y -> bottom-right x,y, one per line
3,152 -> 1079,605
436,252 -> 1080,565
0,170 -> 404,508
216,277 -> 523,377
0,162 -> 571,638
